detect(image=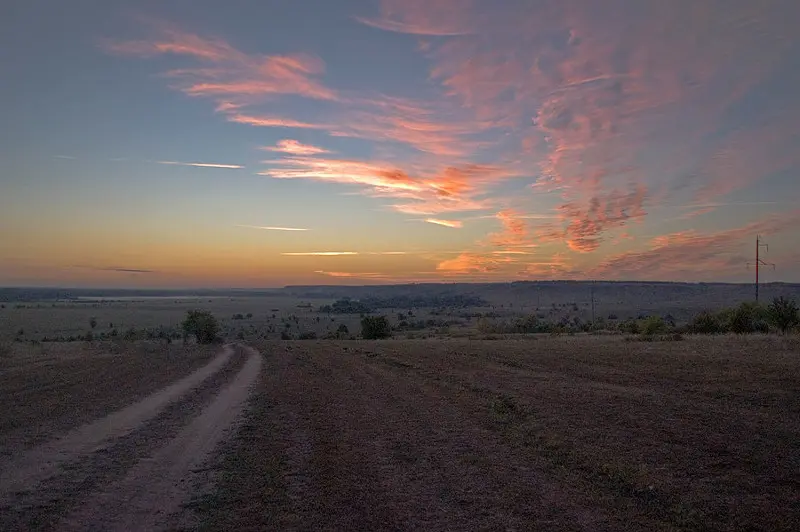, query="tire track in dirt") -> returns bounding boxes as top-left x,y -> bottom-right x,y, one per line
0,345 -> 234,497
58,346 -> 262,531
0,346 -> 249,531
